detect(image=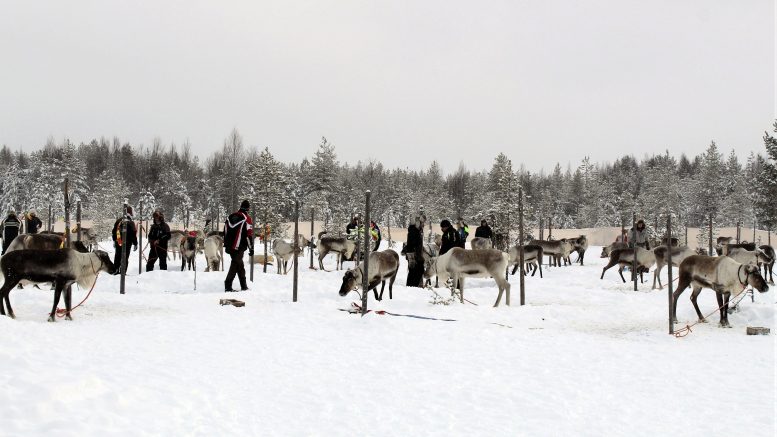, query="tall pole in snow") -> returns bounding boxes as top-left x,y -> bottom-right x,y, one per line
518,187 -> 525,306
632,212 -> 637,292
667,213 -> 674,335
361,191 -> 371,315
293,200 -> 299,302
310,207 -> 315,269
